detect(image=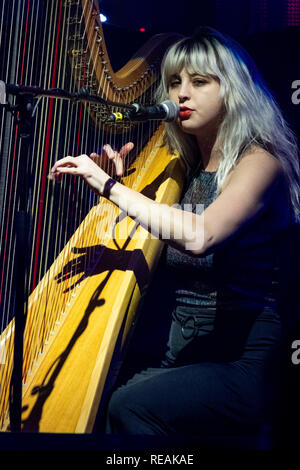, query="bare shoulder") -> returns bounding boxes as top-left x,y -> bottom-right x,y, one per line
222,147 -> 284,194
198,147 -> 288,254
236,146 -> 283,174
